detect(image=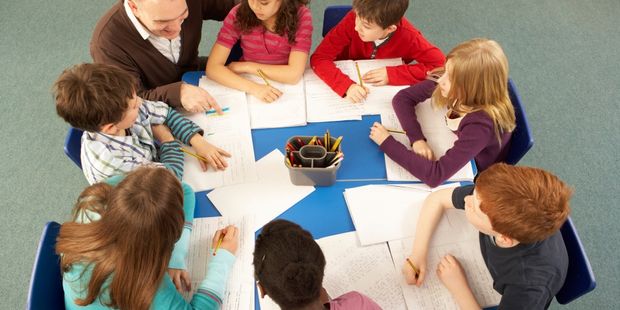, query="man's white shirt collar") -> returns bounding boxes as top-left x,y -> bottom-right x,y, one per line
124,0 -> 150,40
